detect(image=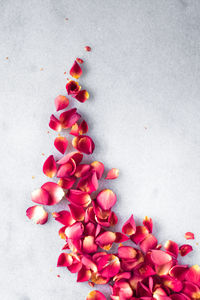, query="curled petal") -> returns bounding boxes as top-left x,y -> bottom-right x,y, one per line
72,135 -> 95,155
161,275 -> 183,292
108,211 -> 118,227
77,170 -> 98,194
57,158 -> 76,178
57,253 -> 73,267
68,204 -> 85,221
179,244 -> 193,257
118,246 -> 137,260
68,238 -> 82,253
115,232 -> 129,243
185,265 -> 200,284
151,250 -> 172,266
164,240 -> 179,258
169,265 -> 189,281
60,108 -> 81,129
77,266 -> 91,282
85,222 -> 96,236
54,95 -> 69,111
66,80 -> 81,95
59,225 -> 67,240
74,89 -> 89,103
54,136 -> 68,154
43,155 -> 57,178
105,168 -> 119,180
57,151 -> 83,165
41,182 -> 64,205
91,161 -> 104,179
65,222 -> 84,239
75,164 -> 91,178
97,254 -> 120,278
66,189 -> 91,207
70,60 -> 82,79
90,272 -> 109,285
52,210 -> 74,226
96,189 -> 117,211
31,188 -> 50,205
143,216 -> 153,233
140,234 -> 157,253
67,254 -> 82,273
96,231 -> 116,250
130,226 -> 149,244
82,235 -> 98,254
86,290 -> 106,300
79,120 -> 88,135
49,114 -> 62,132
57,177 -> 76,189
81,256 -> 97,273
185,232 -> 195,240
70,123 -> 79,136
113,272 -> 131,282
26,205 -> 48,225
122,214 -> 136,236
85,46 -> 91,51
